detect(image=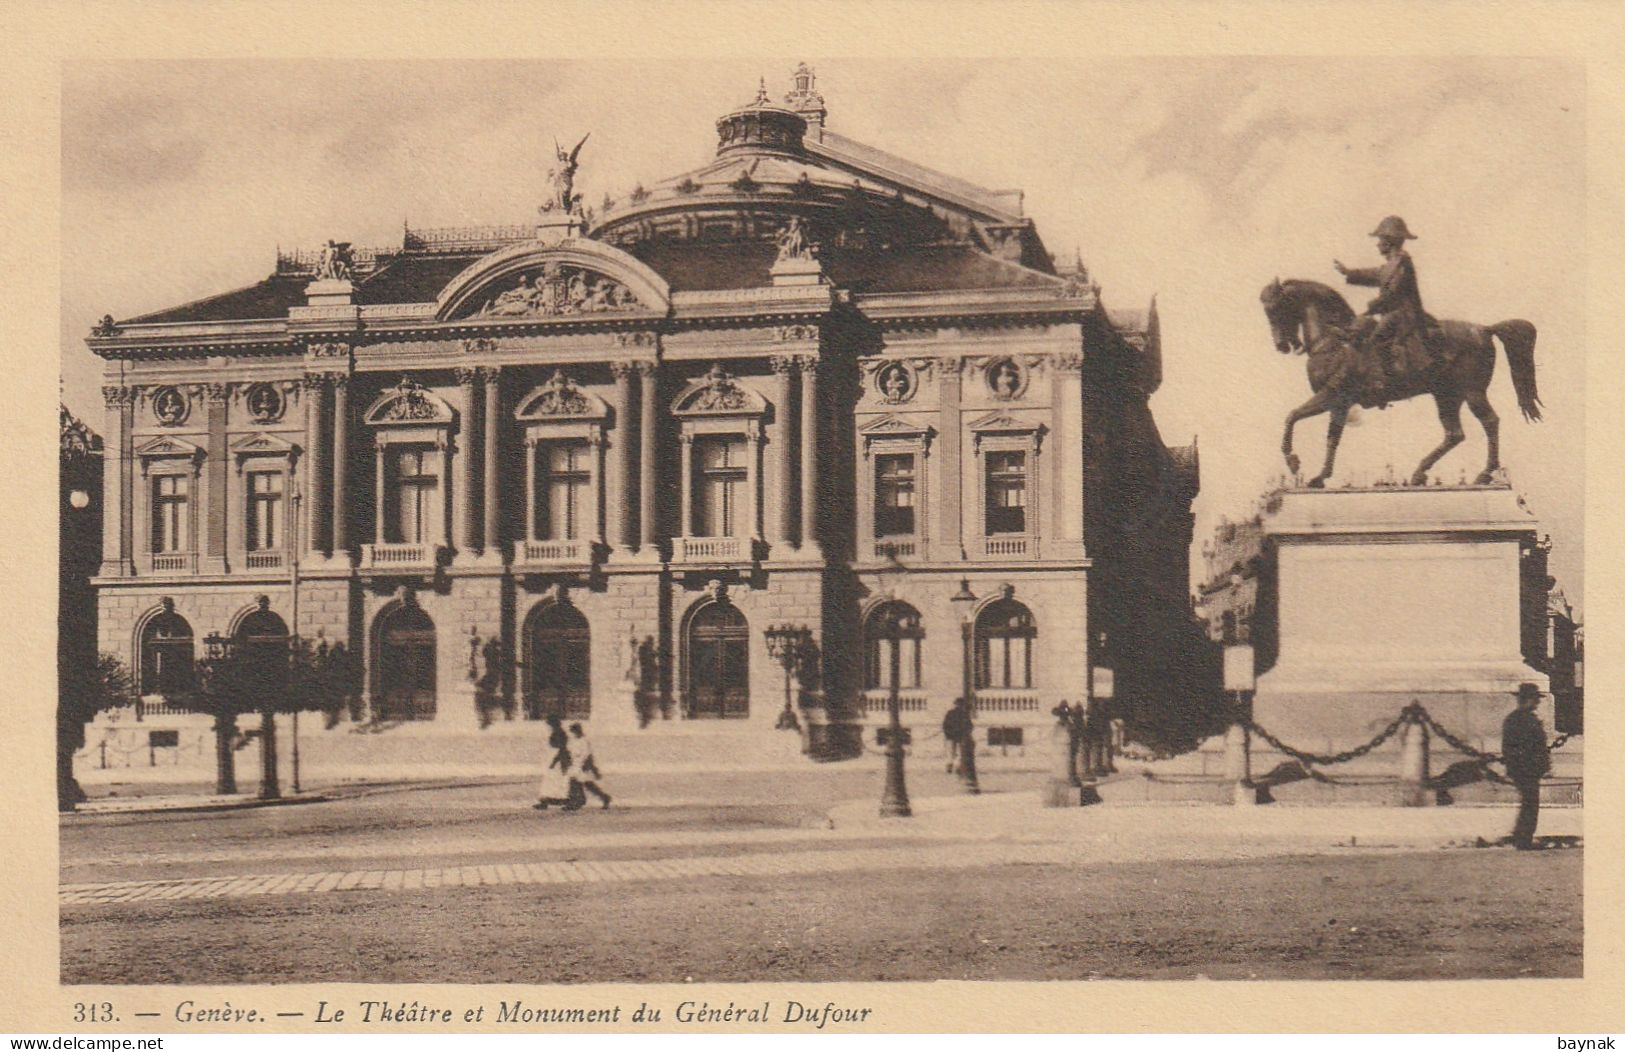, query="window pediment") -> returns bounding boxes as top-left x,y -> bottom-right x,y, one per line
859,414 -> 934,457
365,377 -> 456,426
515,371 -> 611,422
672,364 -> 768,417
436,239 -> 671,321
230,432 -> 300,472
968,411 -> 1044,455
134,434 -> 203,472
